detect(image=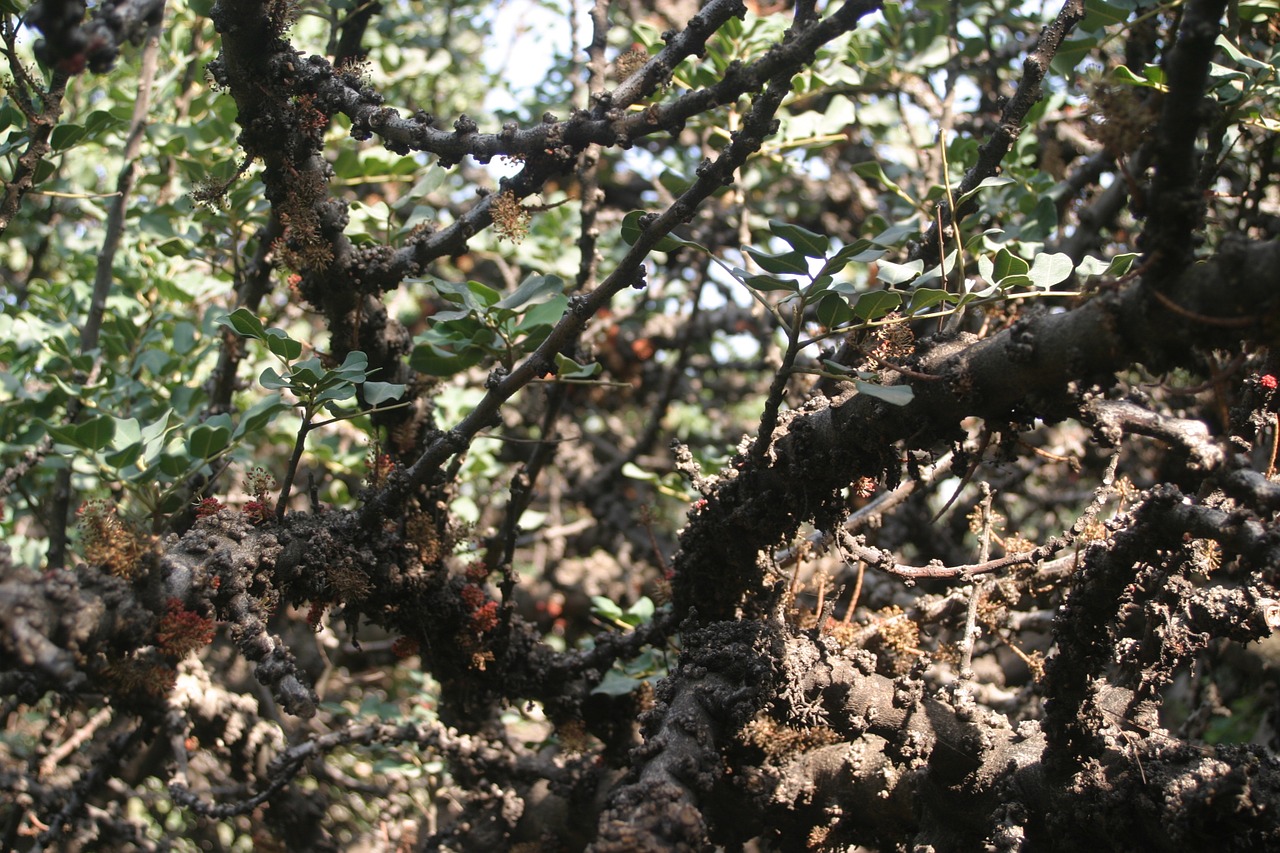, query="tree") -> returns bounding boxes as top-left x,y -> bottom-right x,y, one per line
3,0 -> 1280,848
